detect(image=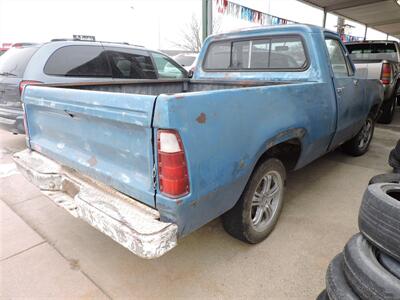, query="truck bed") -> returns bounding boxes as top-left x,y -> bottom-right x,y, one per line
49,78 -> 290,95
22,79 -> 296,209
